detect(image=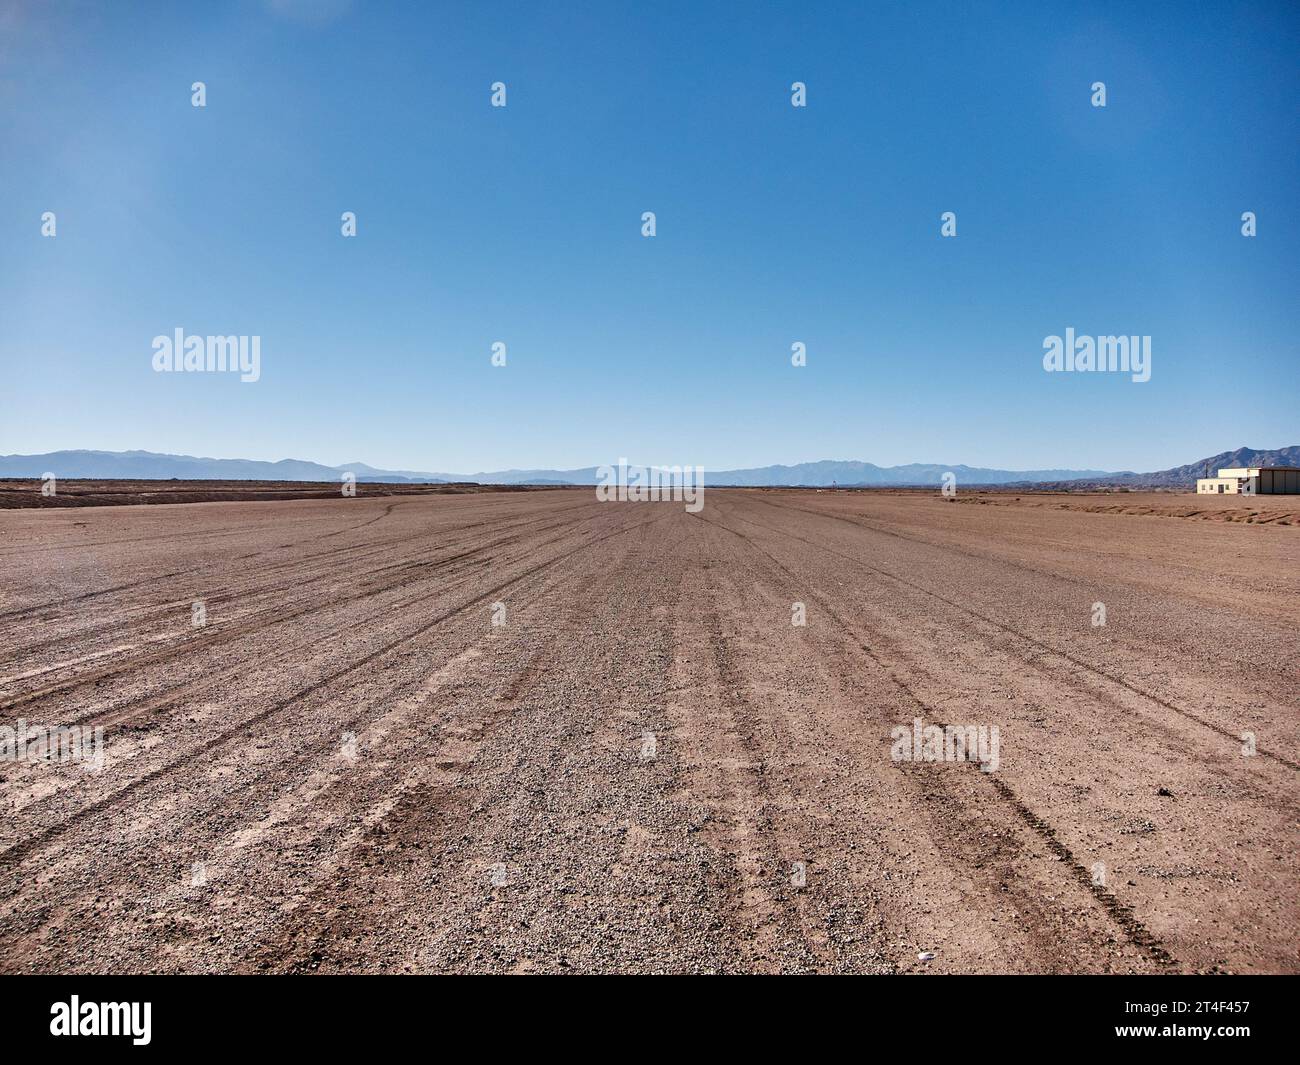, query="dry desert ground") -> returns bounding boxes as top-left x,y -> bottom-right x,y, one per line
0,488 -> 1296,973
